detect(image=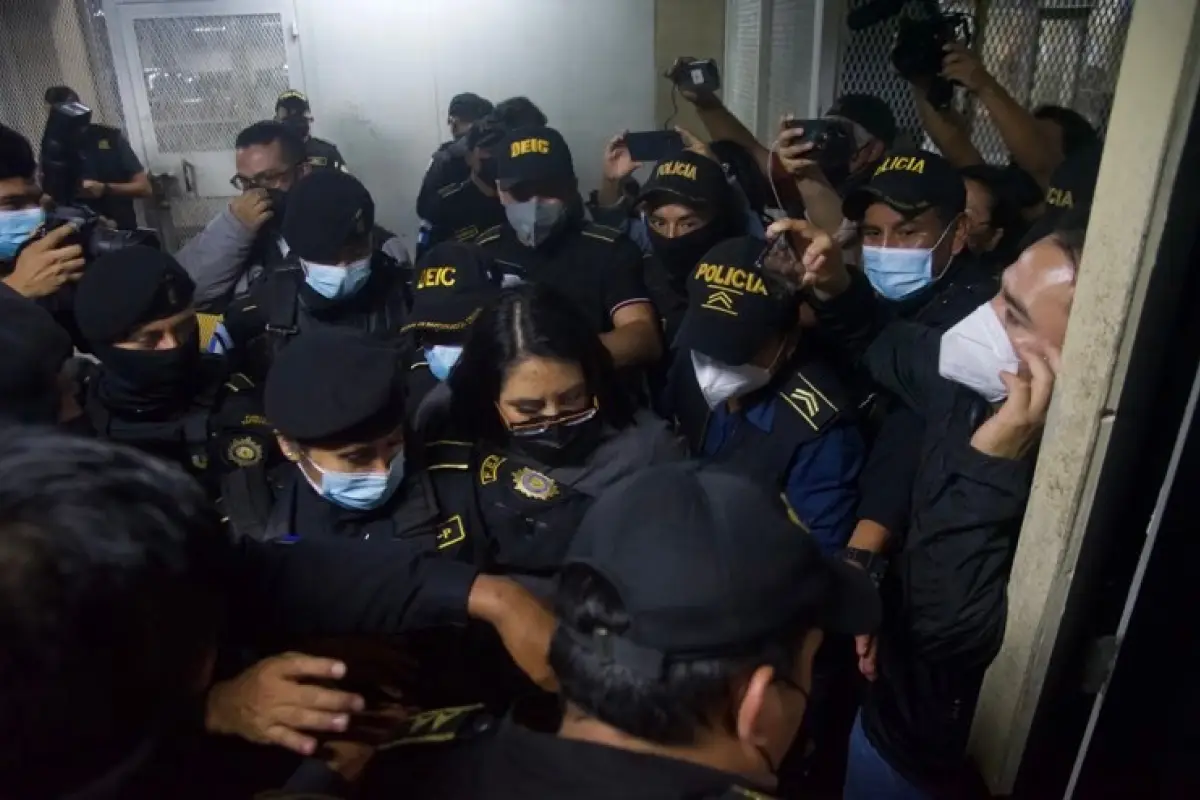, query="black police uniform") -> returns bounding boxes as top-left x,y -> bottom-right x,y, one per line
417,175 -> 507,252
79,124 -> 144,230
305,135 -> 348,172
